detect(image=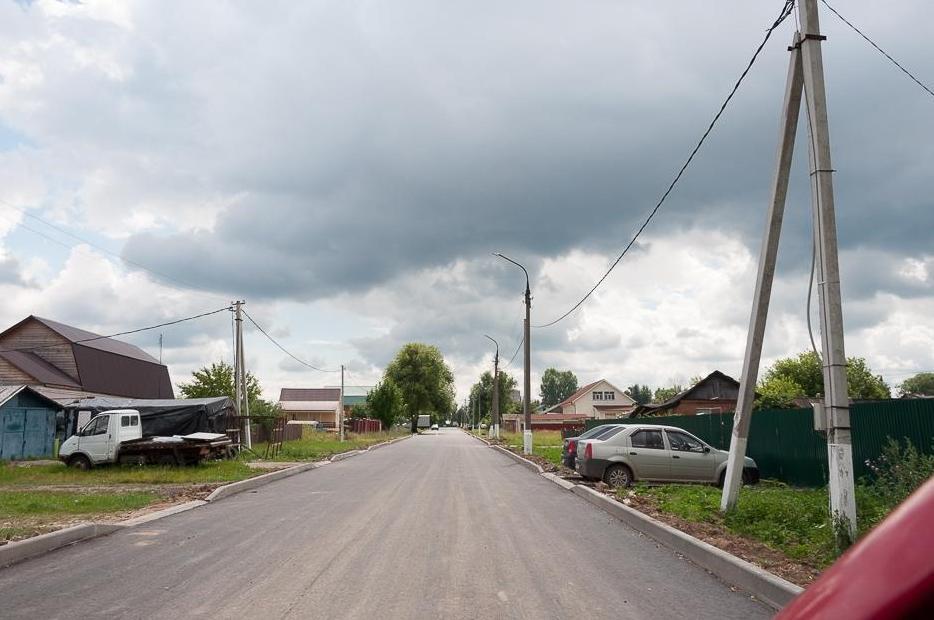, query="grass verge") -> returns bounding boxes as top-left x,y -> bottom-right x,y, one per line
626,481 -> 891,569
251,430 -> 408,461
1,490 -> 158,544
0,460 -> 257,486
499,430 -> 564,466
